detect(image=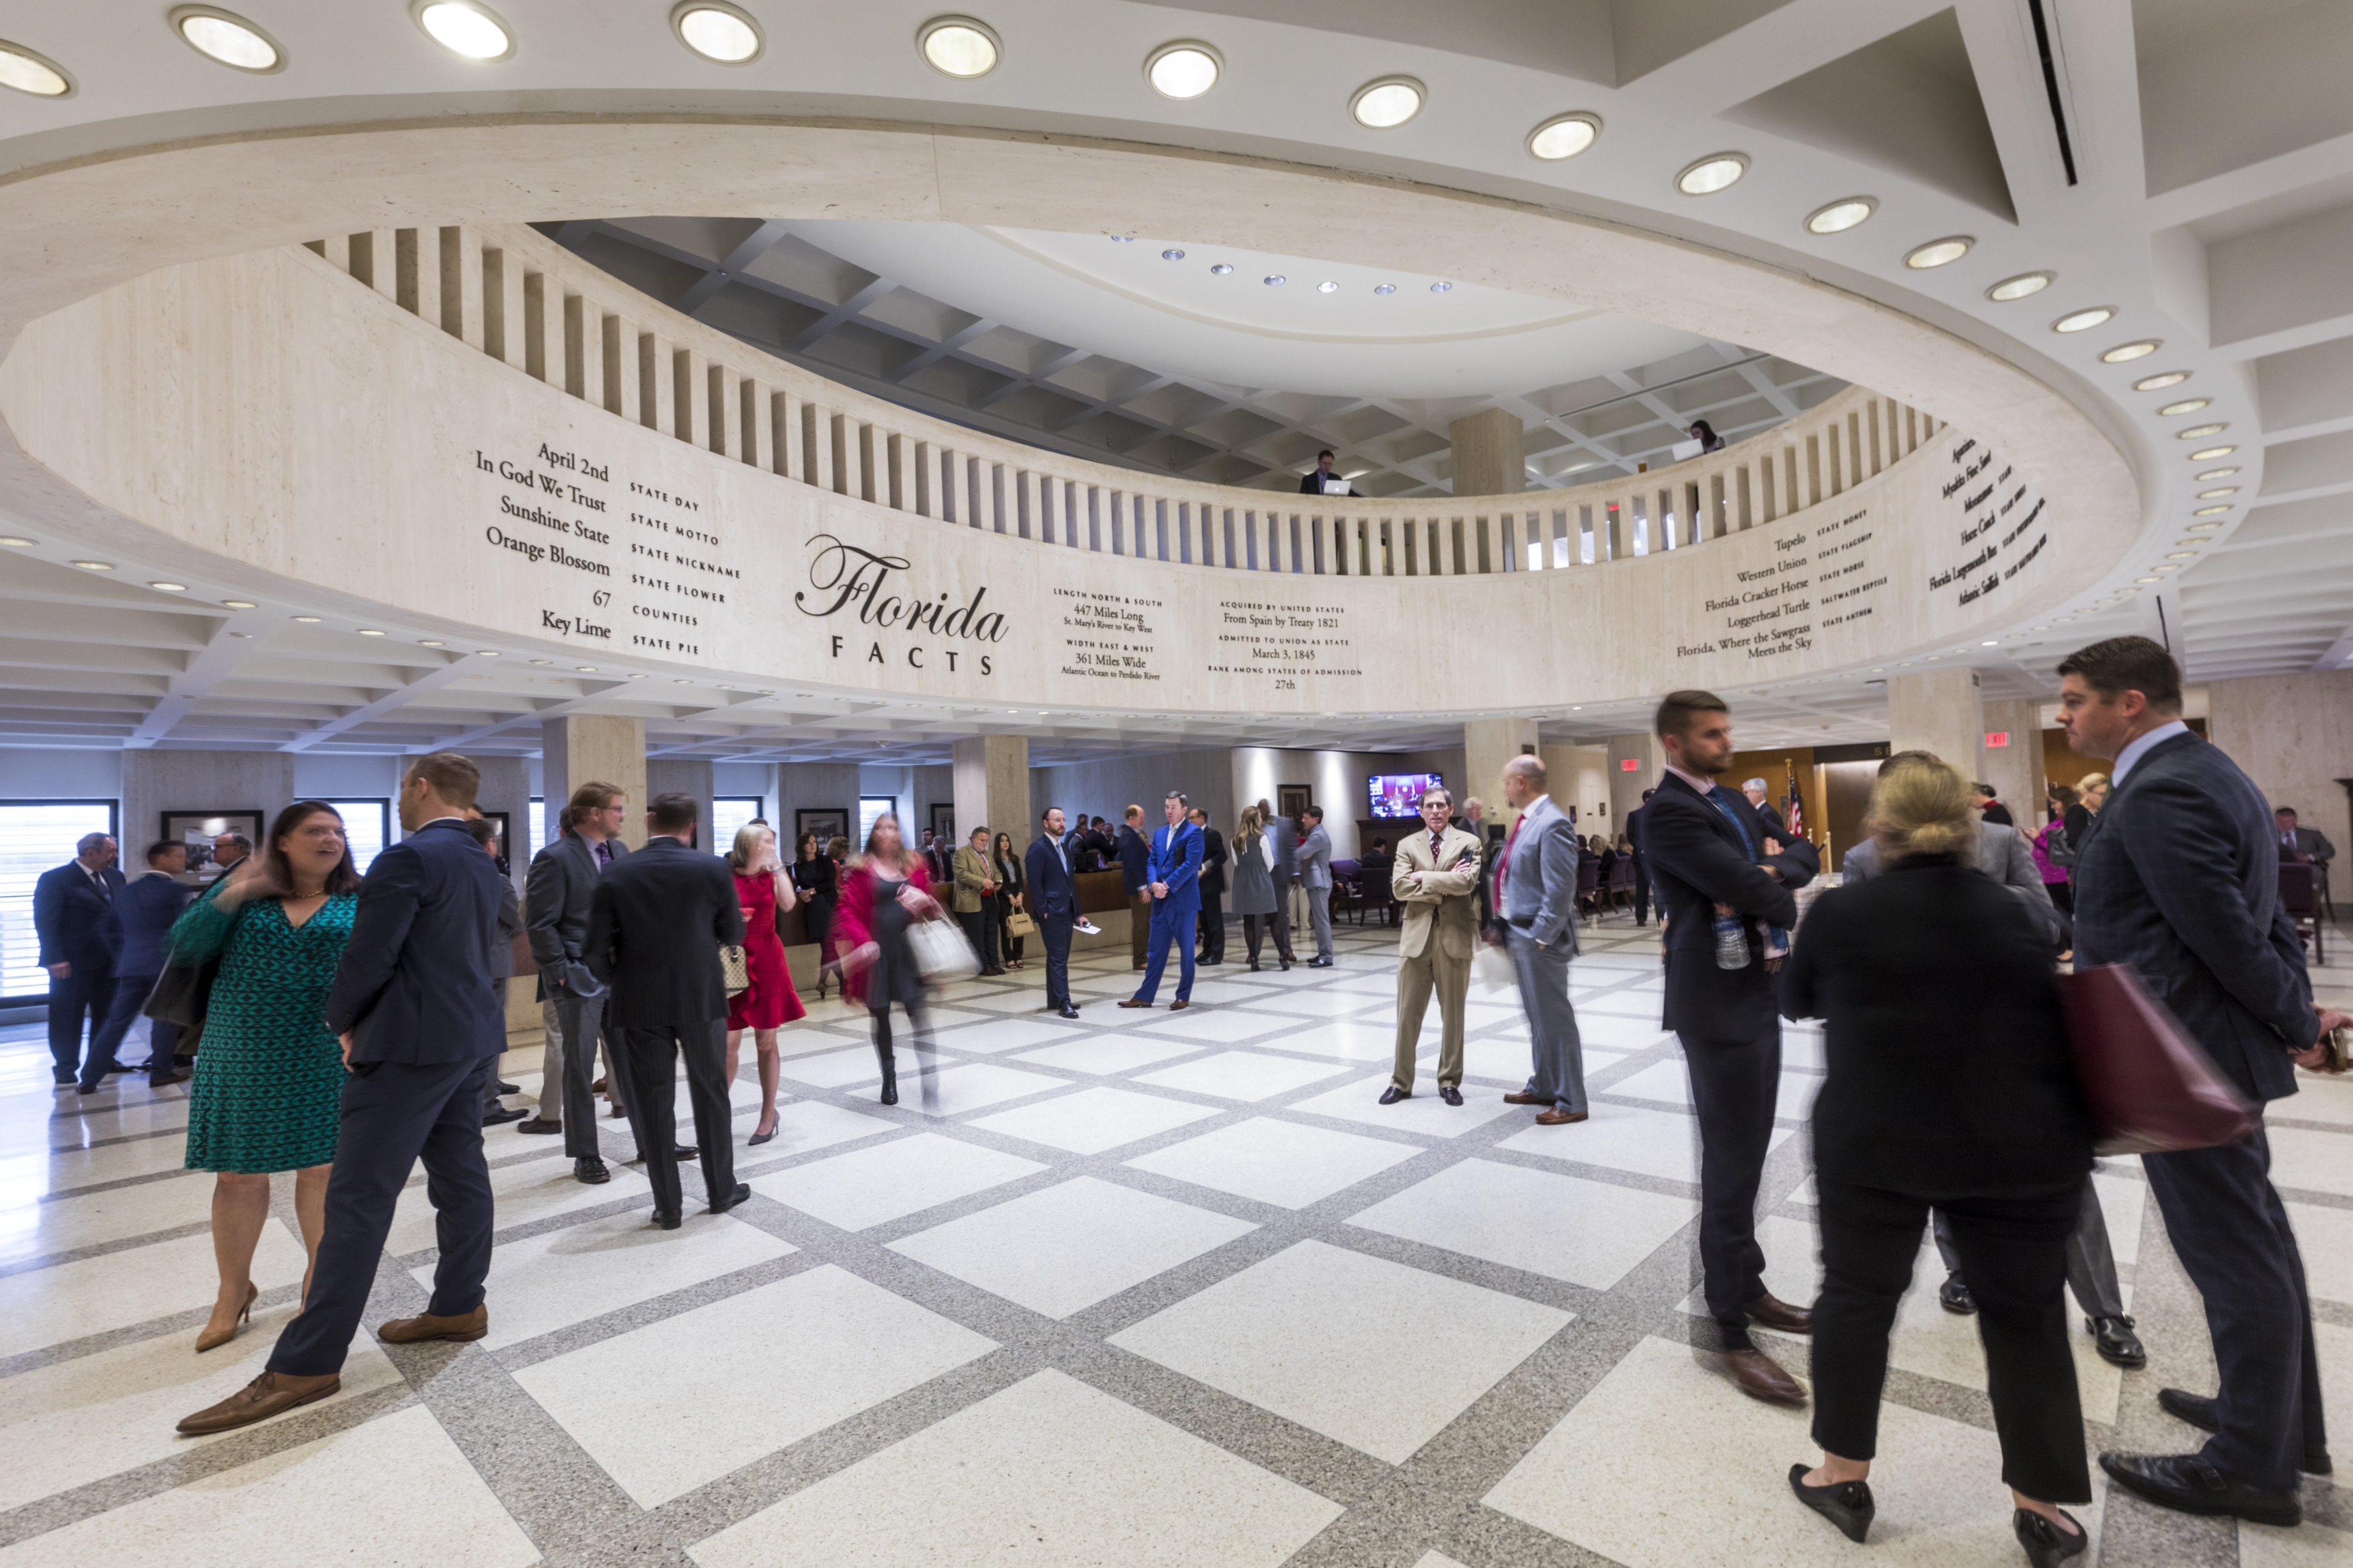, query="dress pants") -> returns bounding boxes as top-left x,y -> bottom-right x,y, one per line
1509,928 -> 1586,1111
1813,1179 -> 2089,1502
1933,1178 -> 2122,1319
619,1018 -> 737,1219
46,966 -> 116,1083
1197,891 -> 1224,961
91,972 -> 177,1081
1133,895 -> 1198,1003
545,987 -> 619,1157
1392,942 -> 1468,1090
1679,1020 -> 1780,1349
1268,876 -> 1296,961
957,908 -> 998,971
269,1053 -> 497,1377
1632,862 -> 1651,924
2143,1128 -> 2326,1493
1039,912 -> 1073,1009
1129,892 -> 1152,967
1305,884 -> 1333,961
